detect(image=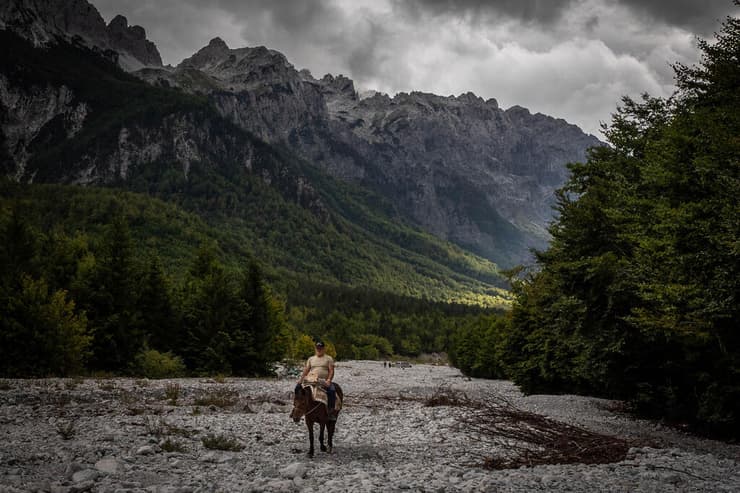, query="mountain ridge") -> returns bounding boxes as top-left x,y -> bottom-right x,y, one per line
1,0 -> 600,271
135,36 -> 602,266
